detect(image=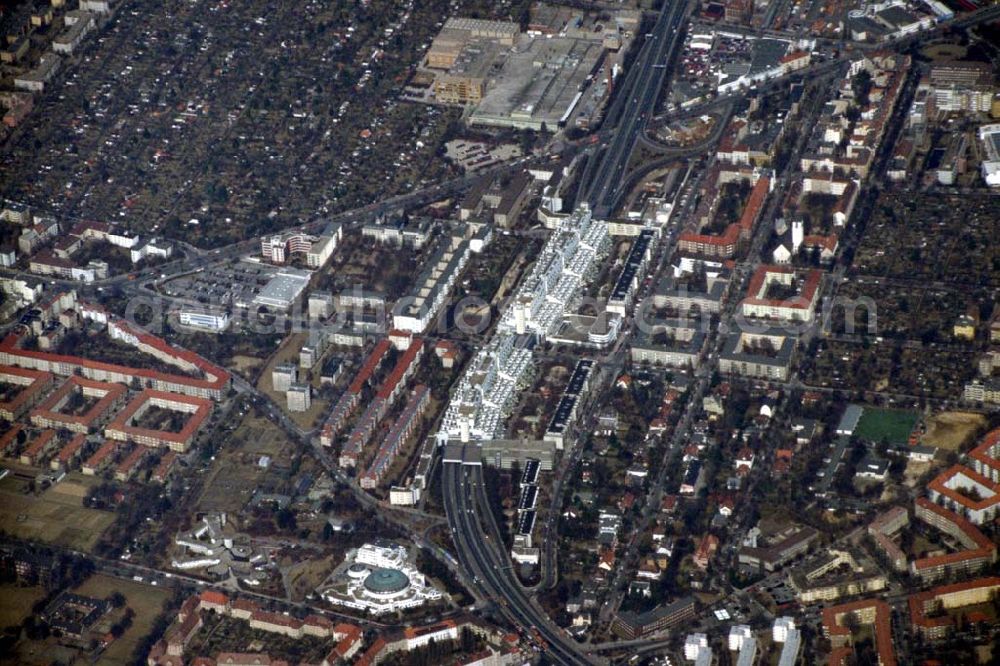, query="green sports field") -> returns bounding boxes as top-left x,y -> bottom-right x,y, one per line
855,408 -> 919,445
